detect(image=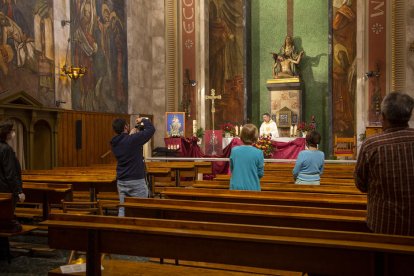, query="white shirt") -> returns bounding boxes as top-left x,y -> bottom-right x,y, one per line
260,120 -> 279,140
